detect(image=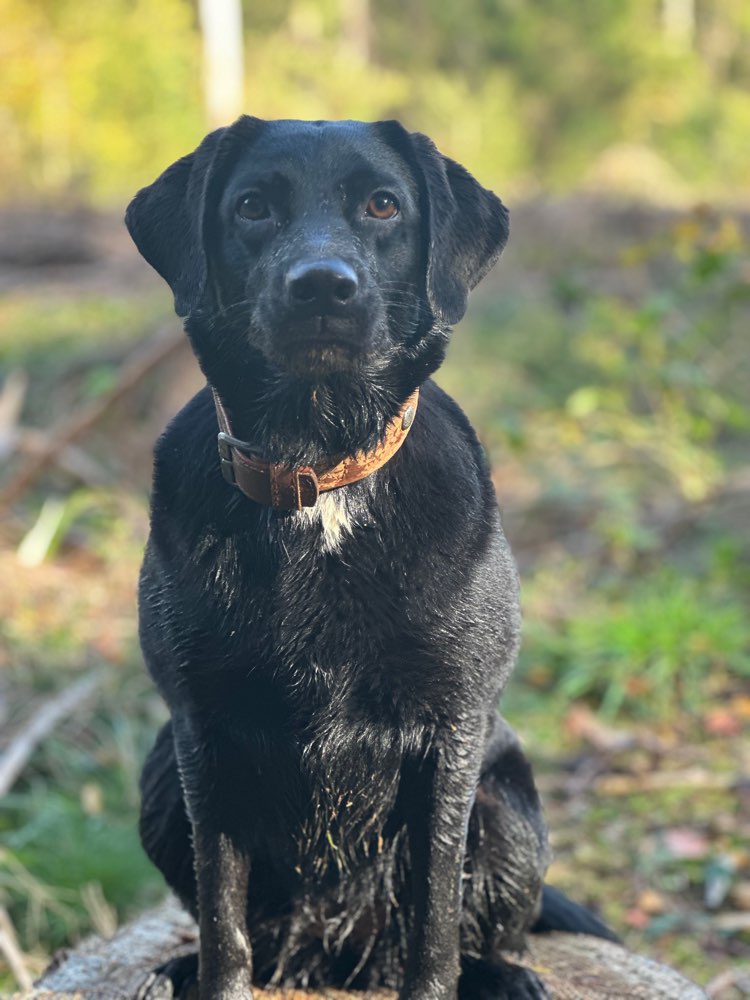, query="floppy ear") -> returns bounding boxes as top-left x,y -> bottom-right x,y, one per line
379,124 -> 509,325
124,117 -> 264,317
